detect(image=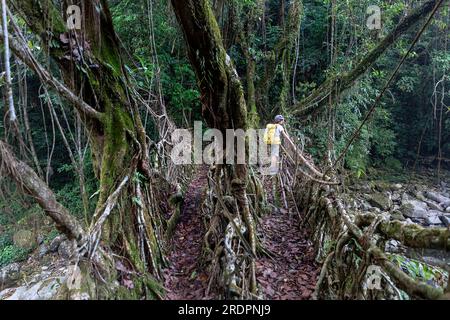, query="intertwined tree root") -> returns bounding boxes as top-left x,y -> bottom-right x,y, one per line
295,177 -> 449,300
